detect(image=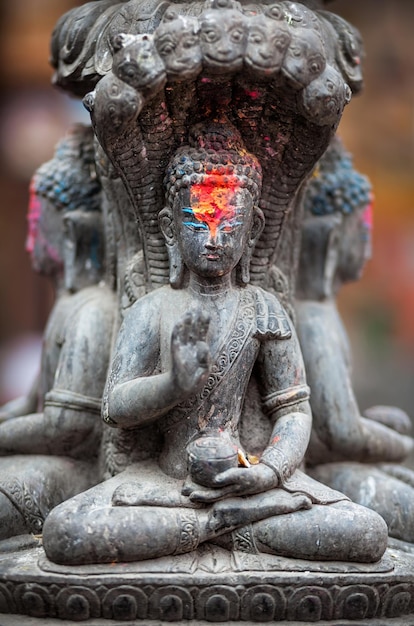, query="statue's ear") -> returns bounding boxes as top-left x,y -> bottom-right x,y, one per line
237,206 -> 265,287
63,209 -> 104,292
62,213 -> 78,292
158,206 -> 184,288
248,205 -> 265,248
296,213 -> 342,300
159,206 -> 175,244
323,217 -> 341,296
